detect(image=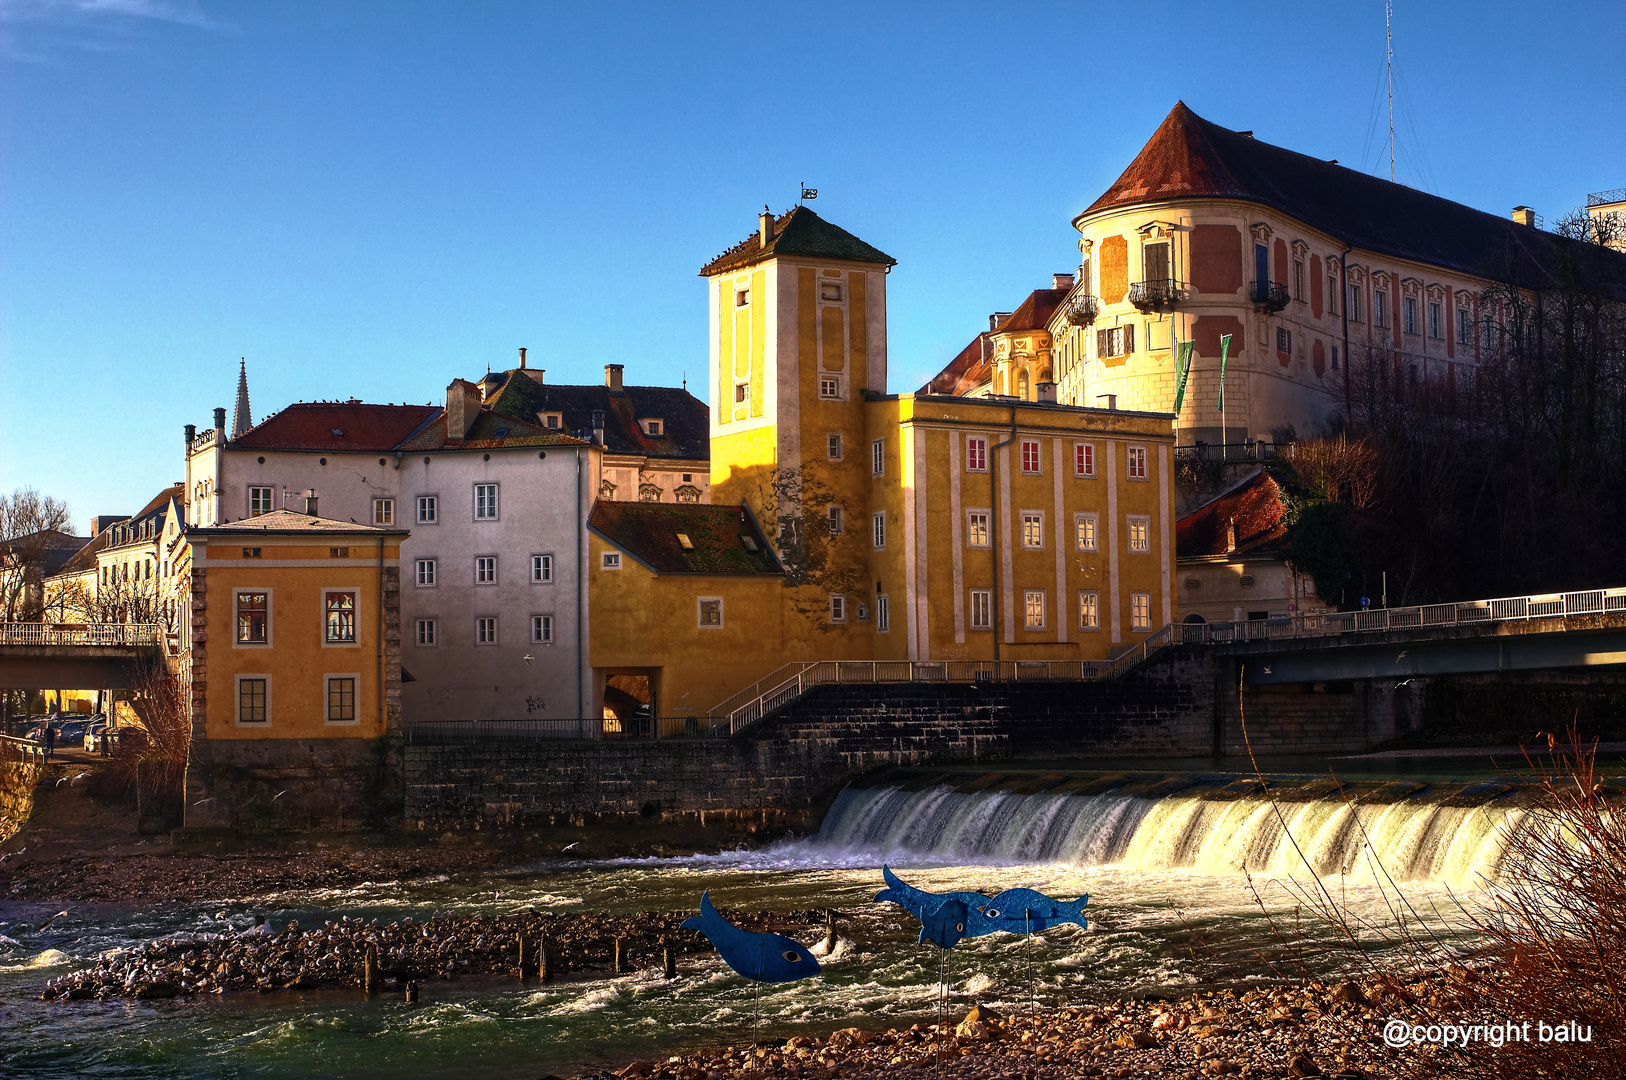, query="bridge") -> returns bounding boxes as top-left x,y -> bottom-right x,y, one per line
0,623 -> 166,690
